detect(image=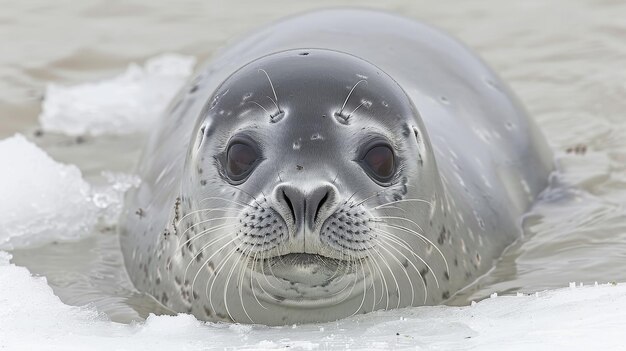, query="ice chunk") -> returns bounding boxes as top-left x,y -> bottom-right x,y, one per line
0,134 -> 96,249
39,54 -> 196,136
0,135 -> 139,249
93,171 -> 141,225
